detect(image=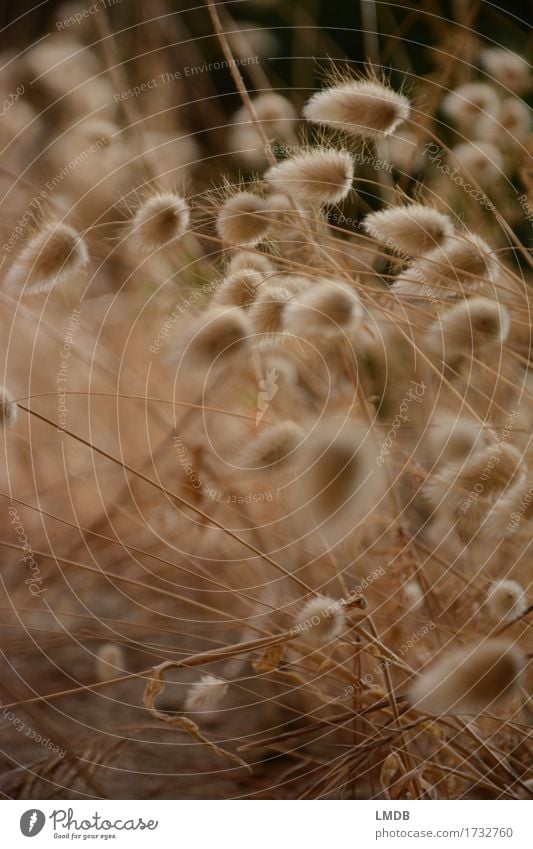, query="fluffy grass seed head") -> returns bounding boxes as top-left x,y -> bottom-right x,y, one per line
278,274 -> 315,295
234,92 -> 297,136
227,123 -> 266,168
130,193 -> 190,254
283,280 -> 362,337
184,674 -> 228,712
0,387 -> 18,430
229,93 -> 297,167
303,78 -> 410,139
363,203 -> 454,256
7,222 -> 89,294
185,307 -> 252,367
483,98 -> 532,147
264,192 -> 294,225
412,233 -> 499,297
95,643 -> 125,683
427,414 -> 485,464
249,283 -> 293,333
480,48 -> 531,94
303,425 -> 376,523
386,128 -> 425,172
451,141 -> 504,185
265,149 -> 354,204
409,639 -> 525,715
404,581 -> 424,610
486,580 -> 527,623
216,192 -> 274,247
424,440 -> 525,513
441,82 -> 500,129
225,250 -> 276,276
424,296 -> 510,362
294,595 -> 345,644
478,442 -> 526,494
241,421 -> 305,471
213,269 -> 263,309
